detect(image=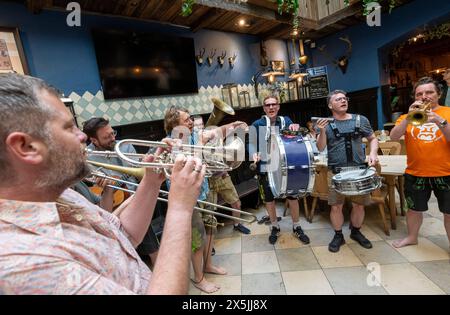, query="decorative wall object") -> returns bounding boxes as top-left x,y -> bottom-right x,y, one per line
0,27 -> 28,74
196,48 -> 205,65
218,51 -> 227,68
207,49 -> 216,67
239,90 -> 251,108
228,52 -> 237,68
271,60 -> 285,72
221,83 -> 239,108
287,79 -> 298,101
317,36 -> 352,74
